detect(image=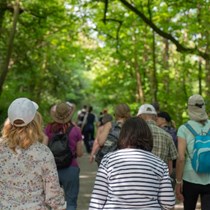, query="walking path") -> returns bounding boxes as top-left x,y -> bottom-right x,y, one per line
77,153 -> 97,210
77,153 -> 201,210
